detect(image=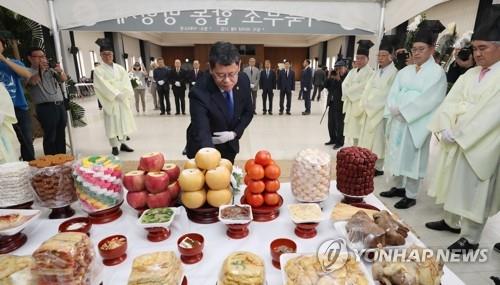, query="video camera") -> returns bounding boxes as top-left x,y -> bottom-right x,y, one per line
457,45 -> 472,61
